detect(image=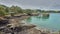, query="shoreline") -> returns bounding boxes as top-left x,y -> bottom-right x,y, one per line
21,21 -> 59,34
0,15 -> 60,34
21,16 -> 60,34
